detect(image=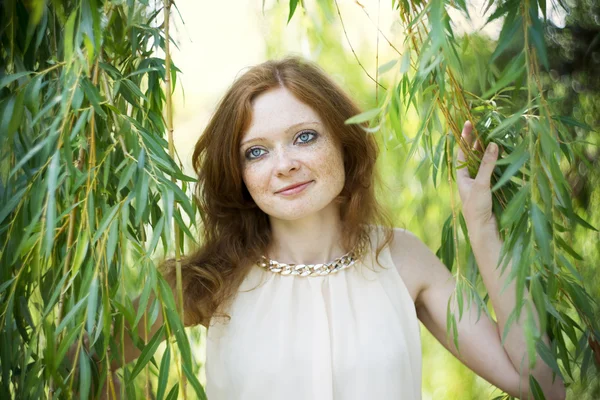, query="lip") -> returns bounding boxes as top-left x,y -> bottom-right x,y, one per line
275,180 -> 314,196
